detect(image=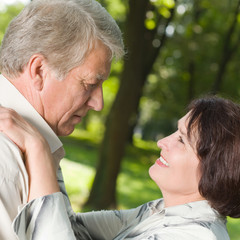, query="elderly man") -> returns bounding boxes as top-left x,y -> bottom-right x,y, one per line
0,0 -> 124,239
